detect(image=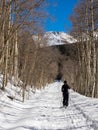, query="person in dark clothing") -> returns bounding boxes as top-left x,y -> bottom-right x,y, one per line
61,80 -> 70,107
